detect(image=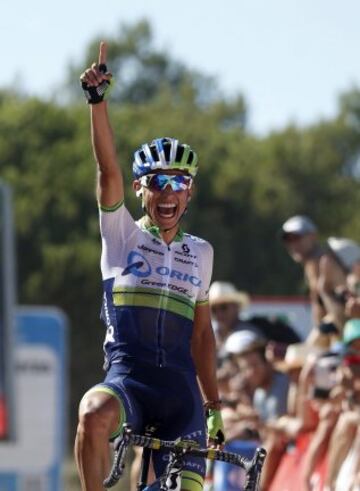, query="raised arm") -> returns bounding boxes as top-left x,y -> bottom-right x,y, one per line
80,41 -> 124,207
